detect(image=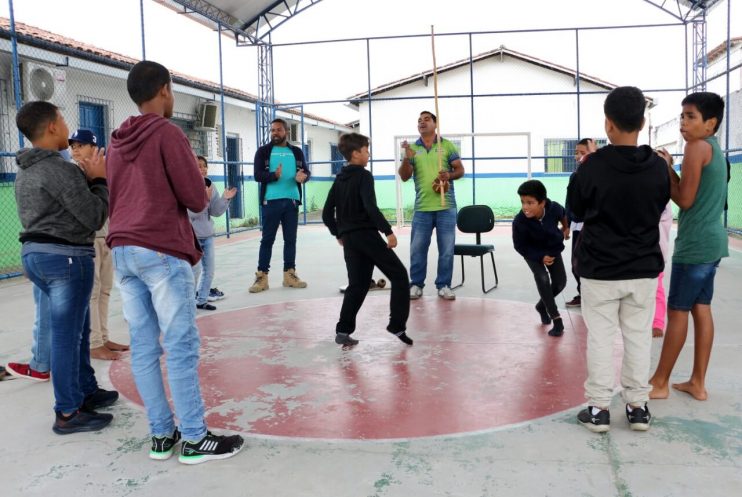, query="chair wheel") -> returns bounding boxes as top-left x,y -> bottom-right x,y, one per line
376,278 -> 386,288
